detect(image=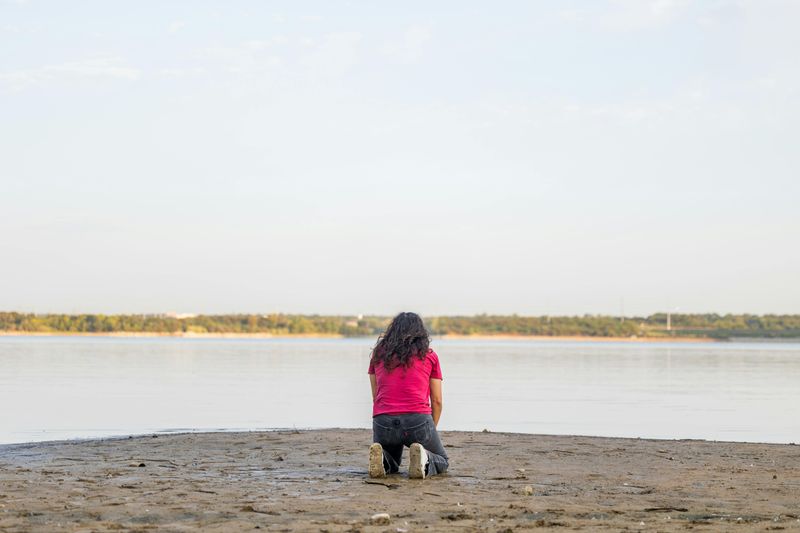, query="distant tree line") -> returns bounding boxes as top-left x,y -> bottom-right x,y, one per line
1,312 -> 799,339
